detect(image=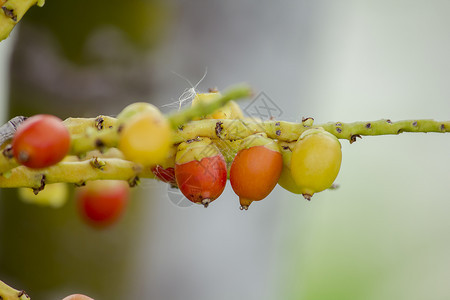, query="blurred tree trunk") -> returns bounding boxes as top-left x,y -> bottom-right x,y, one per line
0,1 -> 172,299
